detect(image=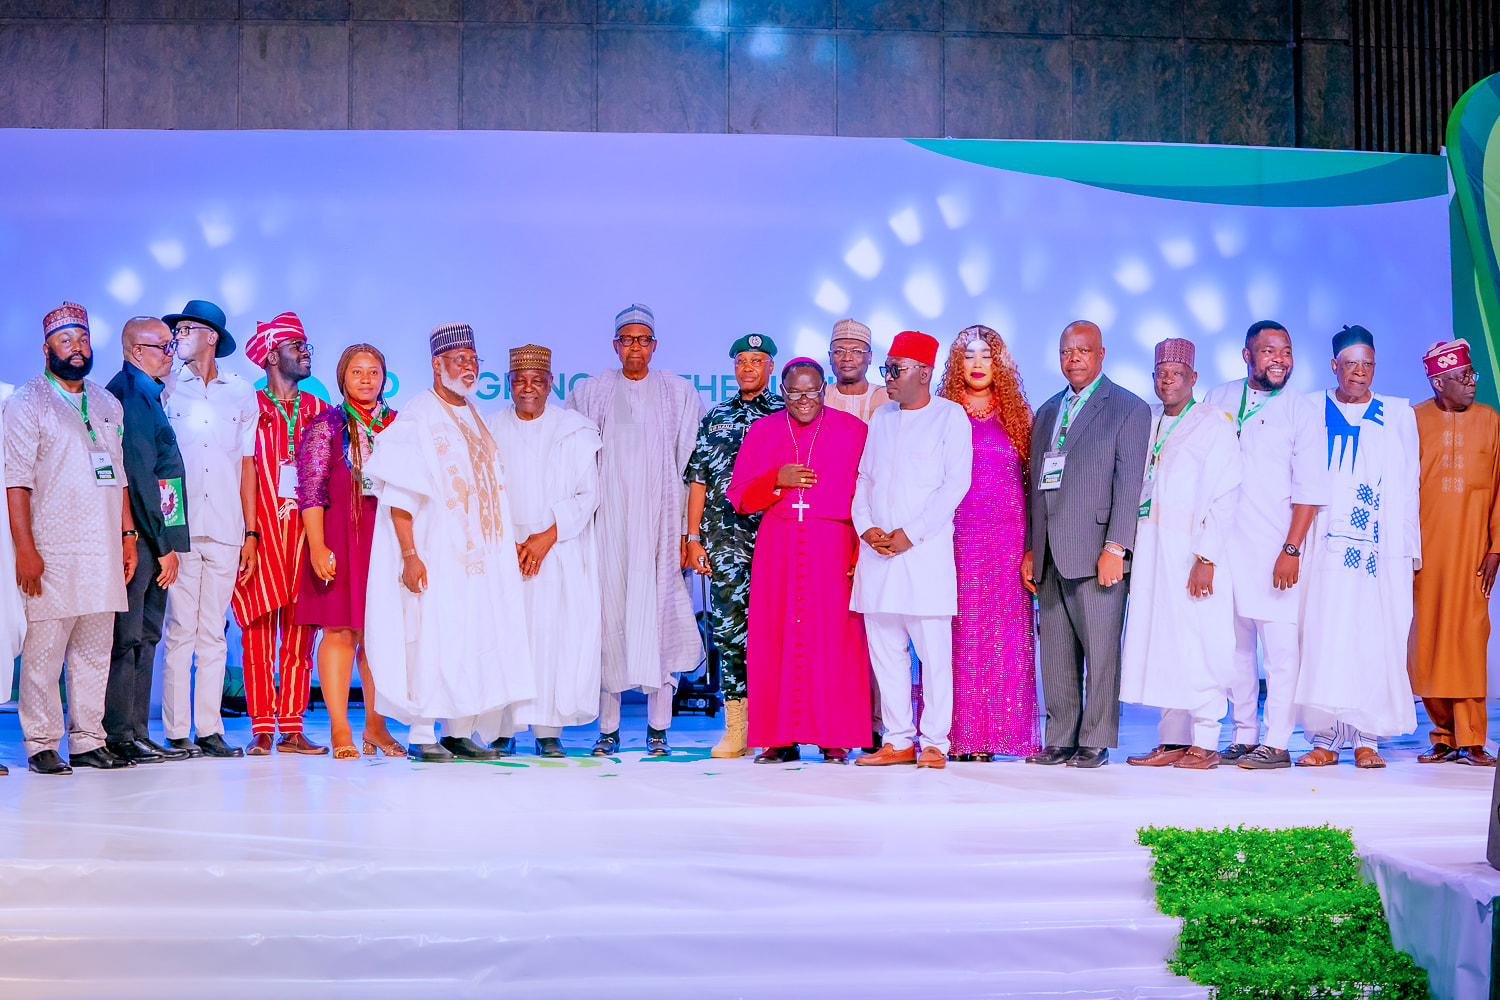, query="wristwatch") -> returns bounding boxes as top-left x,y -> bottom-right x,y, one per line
686,534 -> 702,543
1282,542 -> 1301,558
244,530 -> 261,541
